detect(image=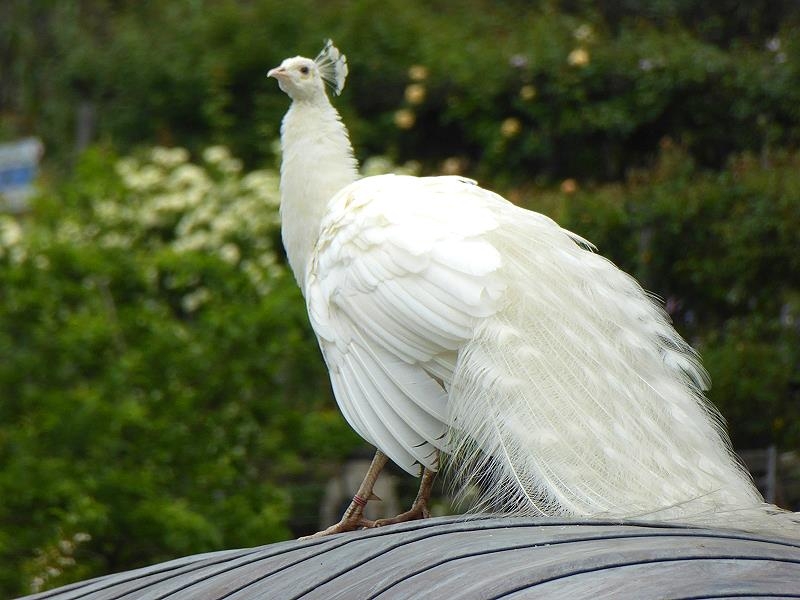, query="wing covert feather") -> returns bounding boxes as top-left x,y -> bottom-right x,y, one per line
307,175 -> 506,473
